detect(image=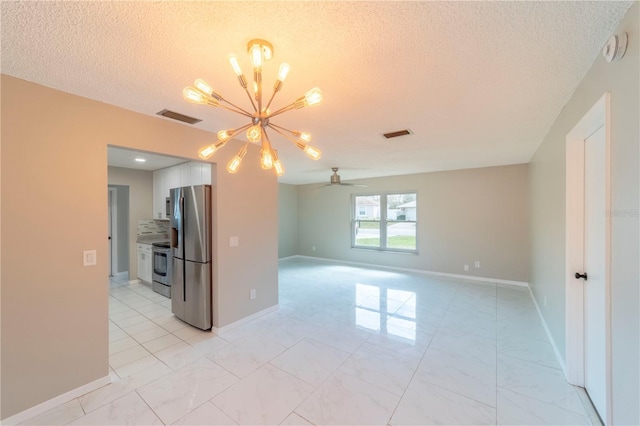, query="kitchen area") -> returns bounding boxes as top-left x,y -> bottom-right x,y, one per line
108,147 -> 214,331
